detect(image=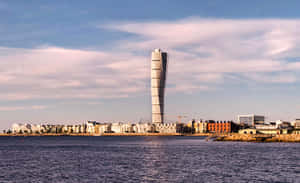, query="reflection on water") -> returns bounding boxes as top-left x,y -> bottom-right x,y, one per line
0,136 -> 299,183
142,137 -> 166,182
